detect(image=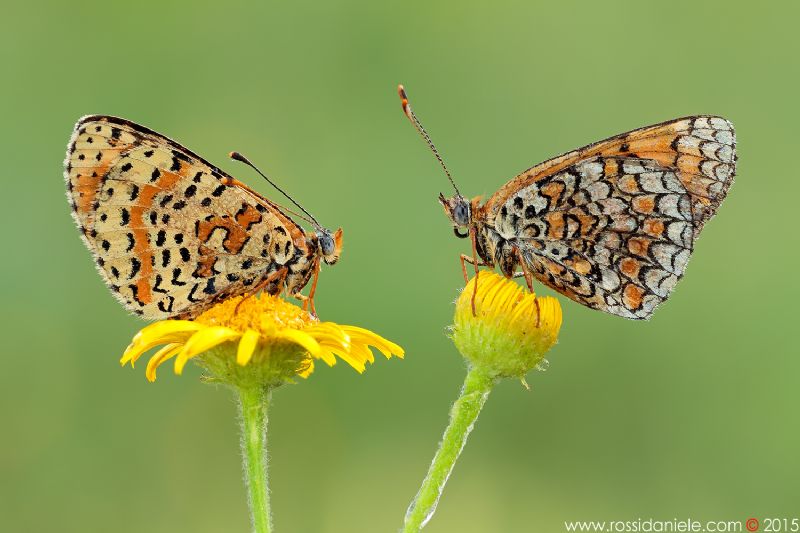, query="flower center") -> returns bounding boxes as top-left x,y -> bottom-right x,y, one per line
195,294 -> 316,336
